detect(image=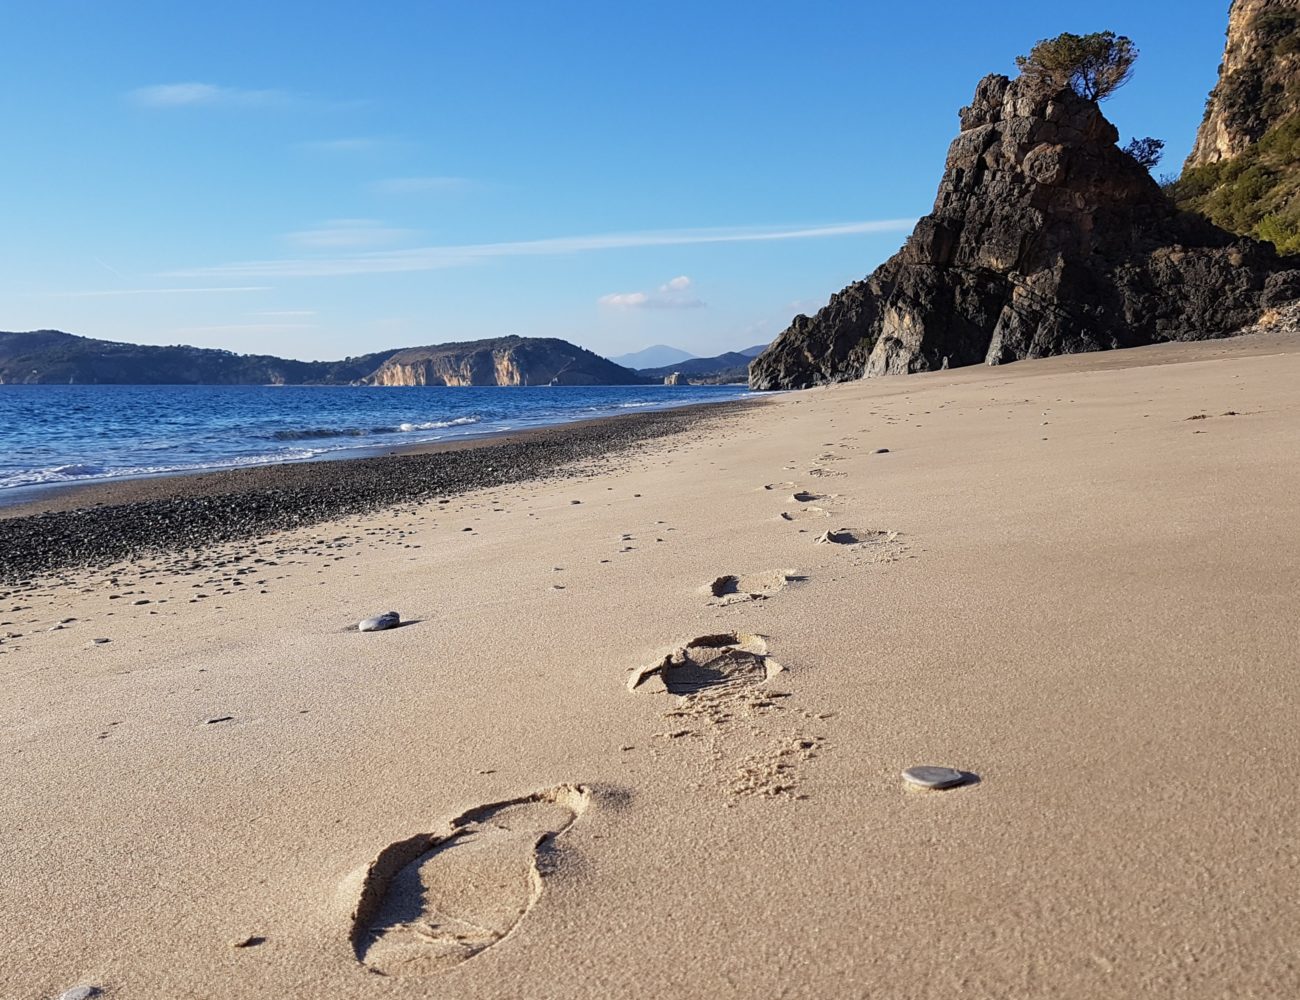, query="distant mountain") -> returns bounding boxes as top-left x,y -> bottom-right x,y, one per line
737,343 -> 770,357
638,350 -> 754,384
0,330 -> 650,386
608,344 -> 695,369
